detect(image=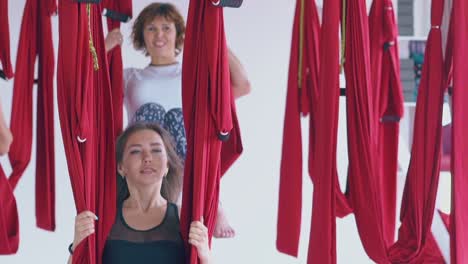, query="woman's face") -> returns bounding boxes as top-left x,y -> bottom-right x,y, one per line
143,16 -> 178,61
118,129 -> 169,187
